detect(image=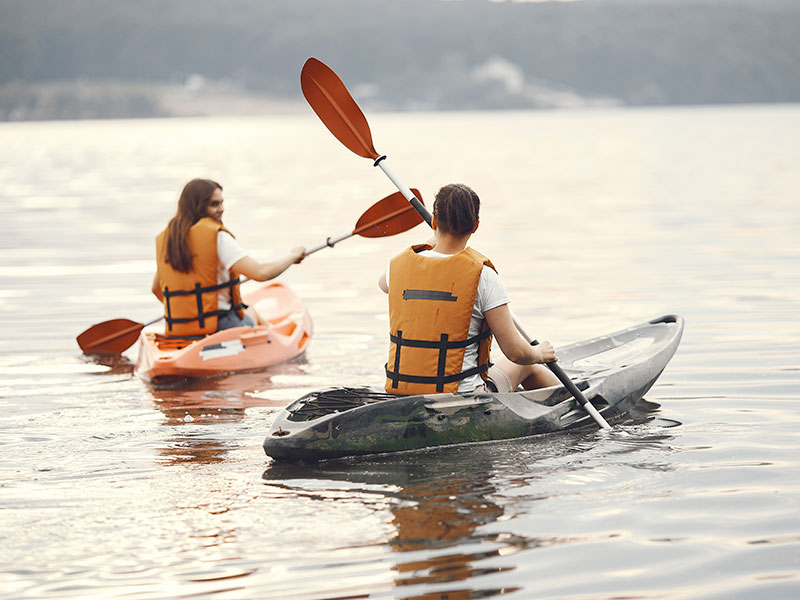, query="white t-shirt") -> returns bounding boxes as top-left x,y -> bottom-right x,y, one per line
216,231 -> 248,310
387,249 -> 509,392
